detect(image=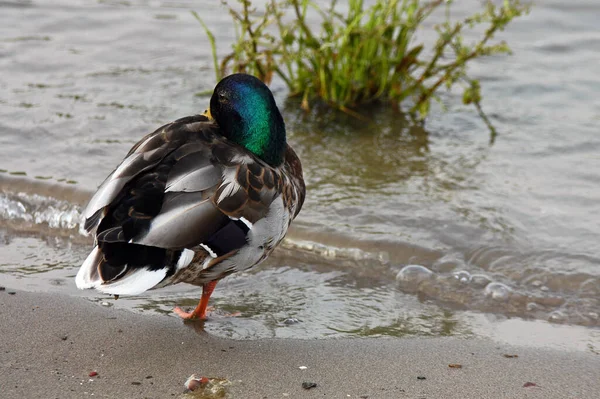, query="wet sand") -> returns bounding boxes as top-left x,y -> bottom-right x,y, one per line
1,290 -> 598,398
